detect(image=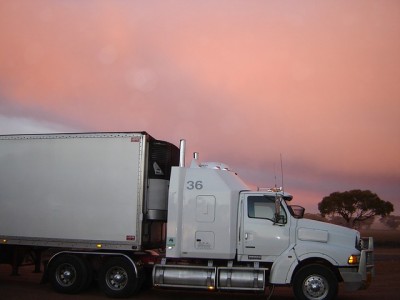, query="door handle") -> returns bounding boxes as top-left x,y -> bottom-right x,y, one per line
245,233 -> 248,240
